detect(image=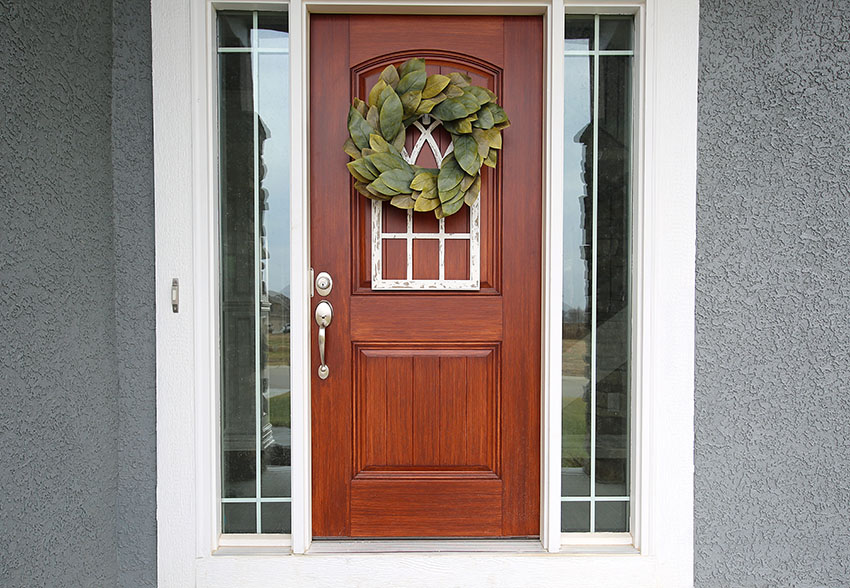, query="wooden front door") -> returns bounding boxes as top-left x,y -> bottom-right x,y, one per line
310,14 -> 542,538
